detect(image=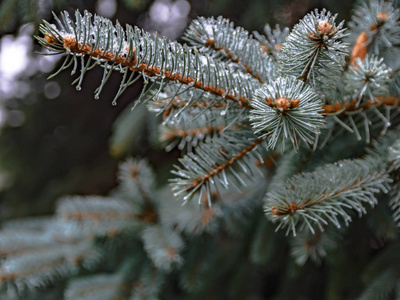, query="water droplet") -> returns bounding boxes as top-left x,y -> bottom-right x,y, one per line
95,94 -> 99,99
76,86 -> 81,91
112,101 -> 117,106
386,122 -> 391,127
